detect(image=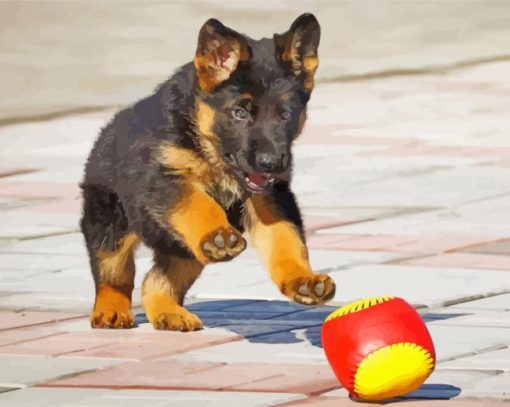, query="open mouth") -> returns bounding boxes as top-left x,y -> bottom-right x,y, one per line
224,153 -> 275,193
243,172 -> 275,193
